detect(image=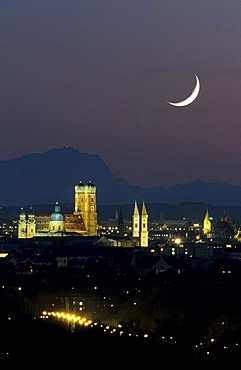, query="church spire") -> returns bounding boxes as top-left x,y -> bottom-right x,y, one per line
140,200 -> 148,247
141,199 -> 147,215
203,207 -> 212,236
18,206 -> 27,239
132,200 -> 140,238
